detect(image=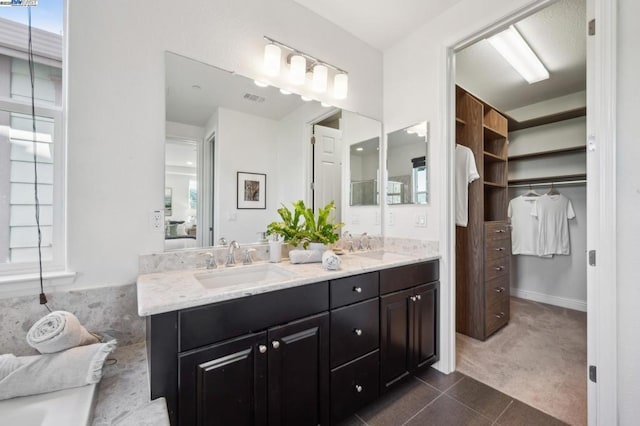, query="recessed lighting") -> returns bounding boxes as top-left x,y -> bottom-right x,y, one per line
356,147 -> 364,152
254,80 -> 269,88
487,25 -> 549,84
